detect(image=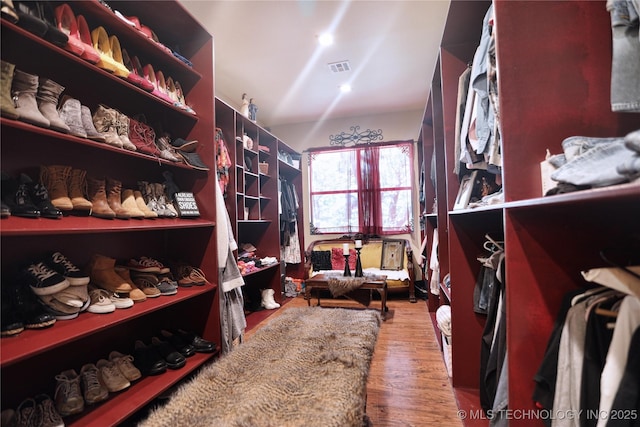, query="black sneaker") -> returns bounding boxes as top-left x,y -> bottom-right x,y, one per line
177,151 -> 209,171
20,173 -> 62,219
24,261 -> 70,296
46,252 -> 90,286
